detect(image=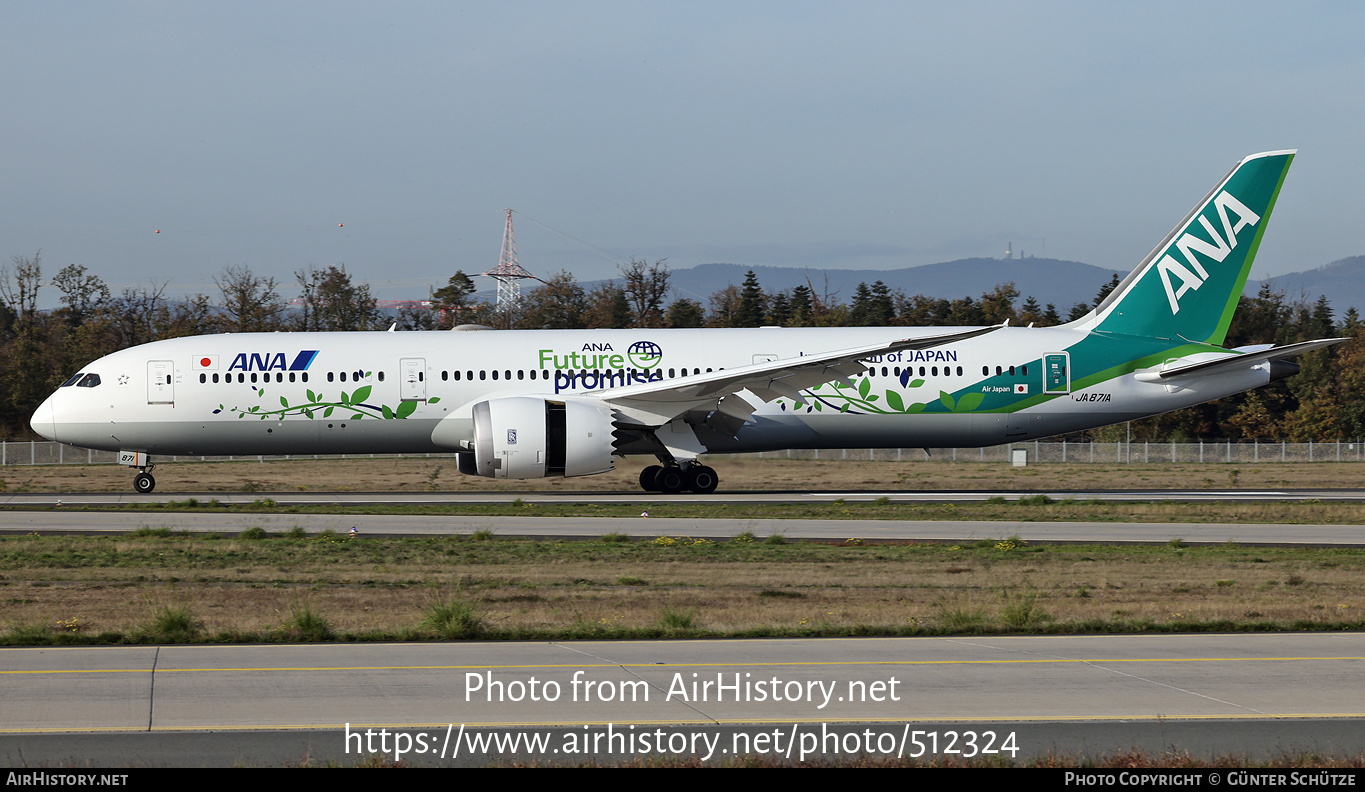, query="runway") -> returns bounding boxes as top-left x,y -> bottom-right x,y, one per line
2,634 -> 1362,766
5,487 -> 1365,507
2,508 -> 1364,545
